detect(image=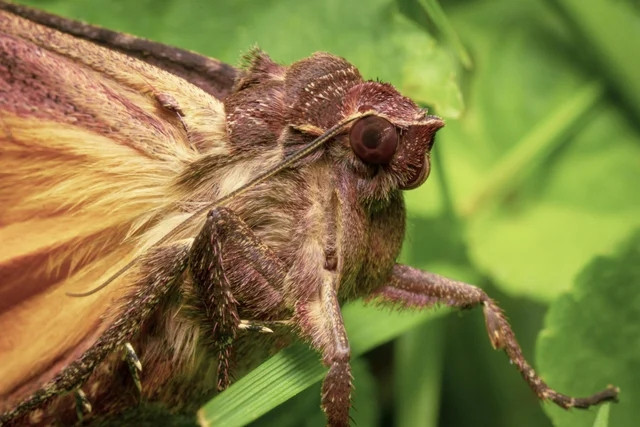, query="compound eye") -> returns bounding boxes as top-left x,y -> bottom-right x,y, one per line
349,116 -> 398,164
